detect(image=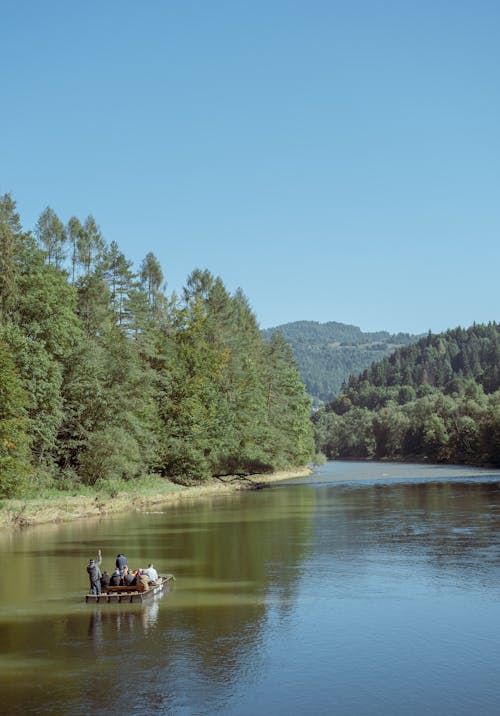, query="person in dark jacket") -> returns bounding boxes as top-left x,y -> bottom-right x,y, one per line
87,550 -> 102,595
122,566 -> 136,586
110,568 -> 122,586
116,553 -> 128,575
101,571 -> 110,589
